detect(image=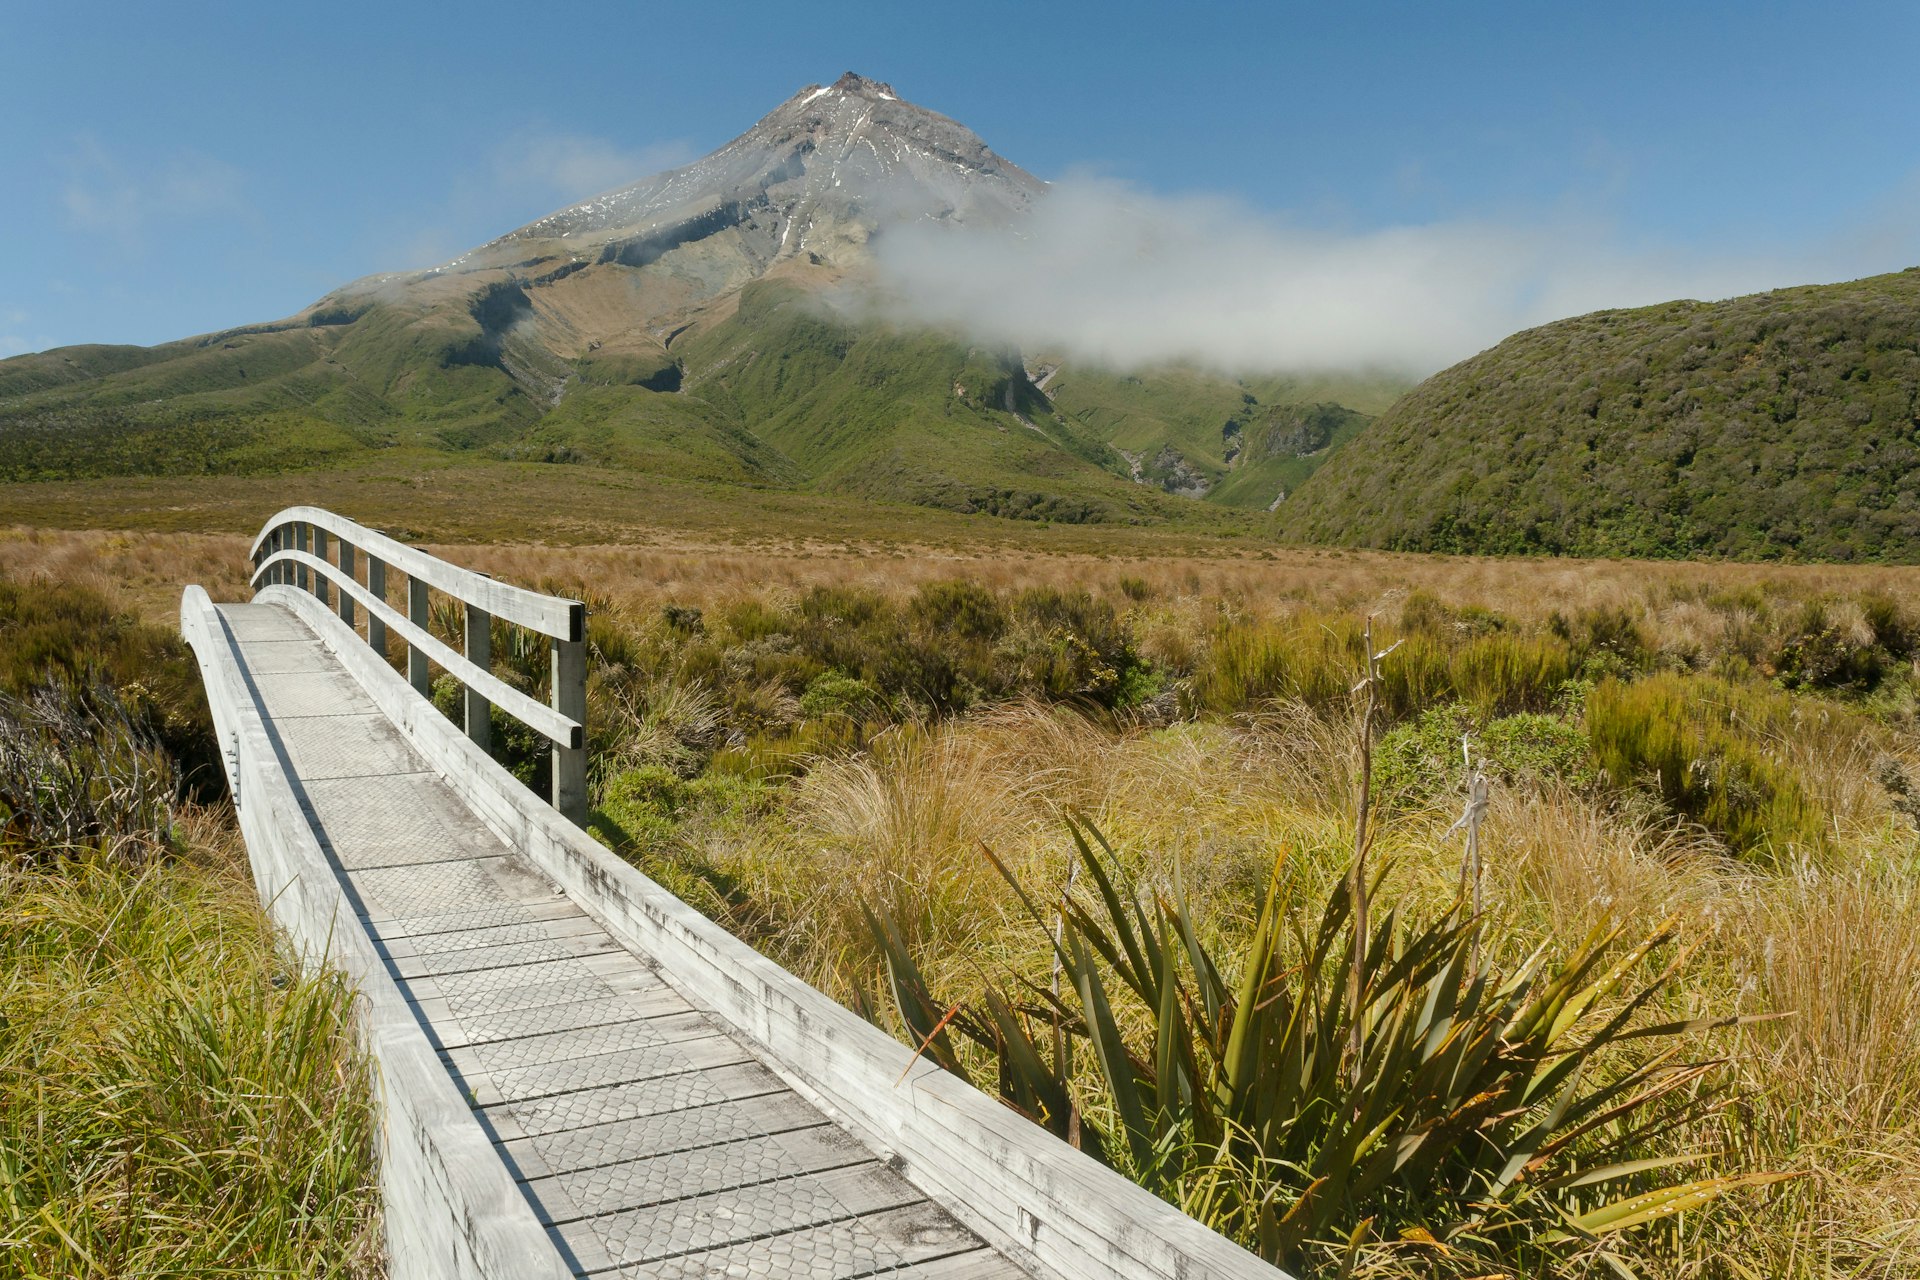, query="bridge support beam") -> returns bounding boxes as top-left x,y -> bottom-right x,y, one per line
464,605 -> 491,753
312,528 -> 331,608
551,636 -> 586,826
338,542 -> 357,630
408,577 -> 431,697
367,557 -> 387,662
